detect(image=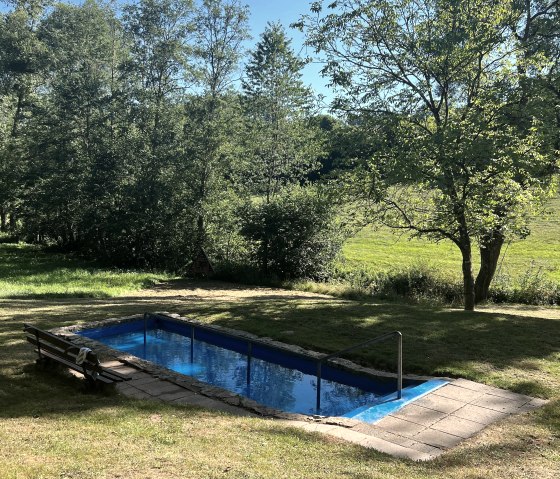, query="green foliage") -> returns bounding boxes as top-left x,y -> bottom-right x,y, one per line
239,186 -> 344,280
241,22 -> 323,200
